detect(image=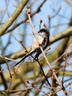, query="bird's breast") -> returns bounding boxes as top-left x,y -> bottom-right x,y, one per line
32,36 -> 44,51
